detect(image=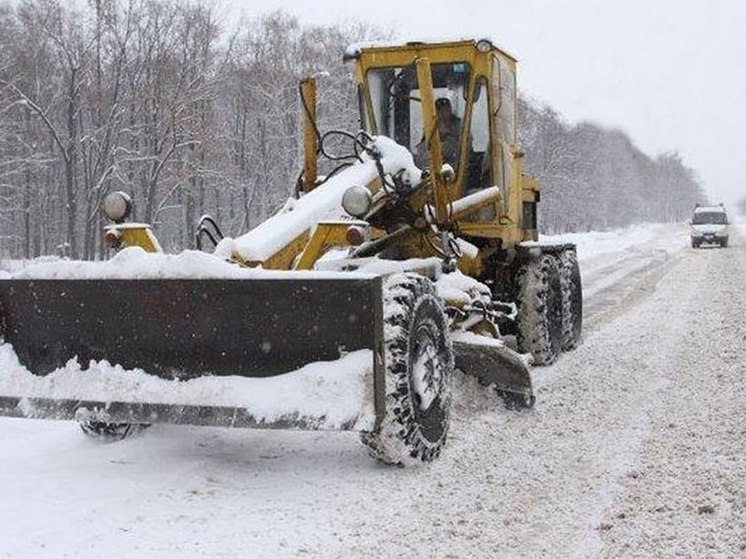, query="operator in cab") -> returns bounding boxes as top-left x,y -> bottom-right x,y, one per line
415,97 -> 462,168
